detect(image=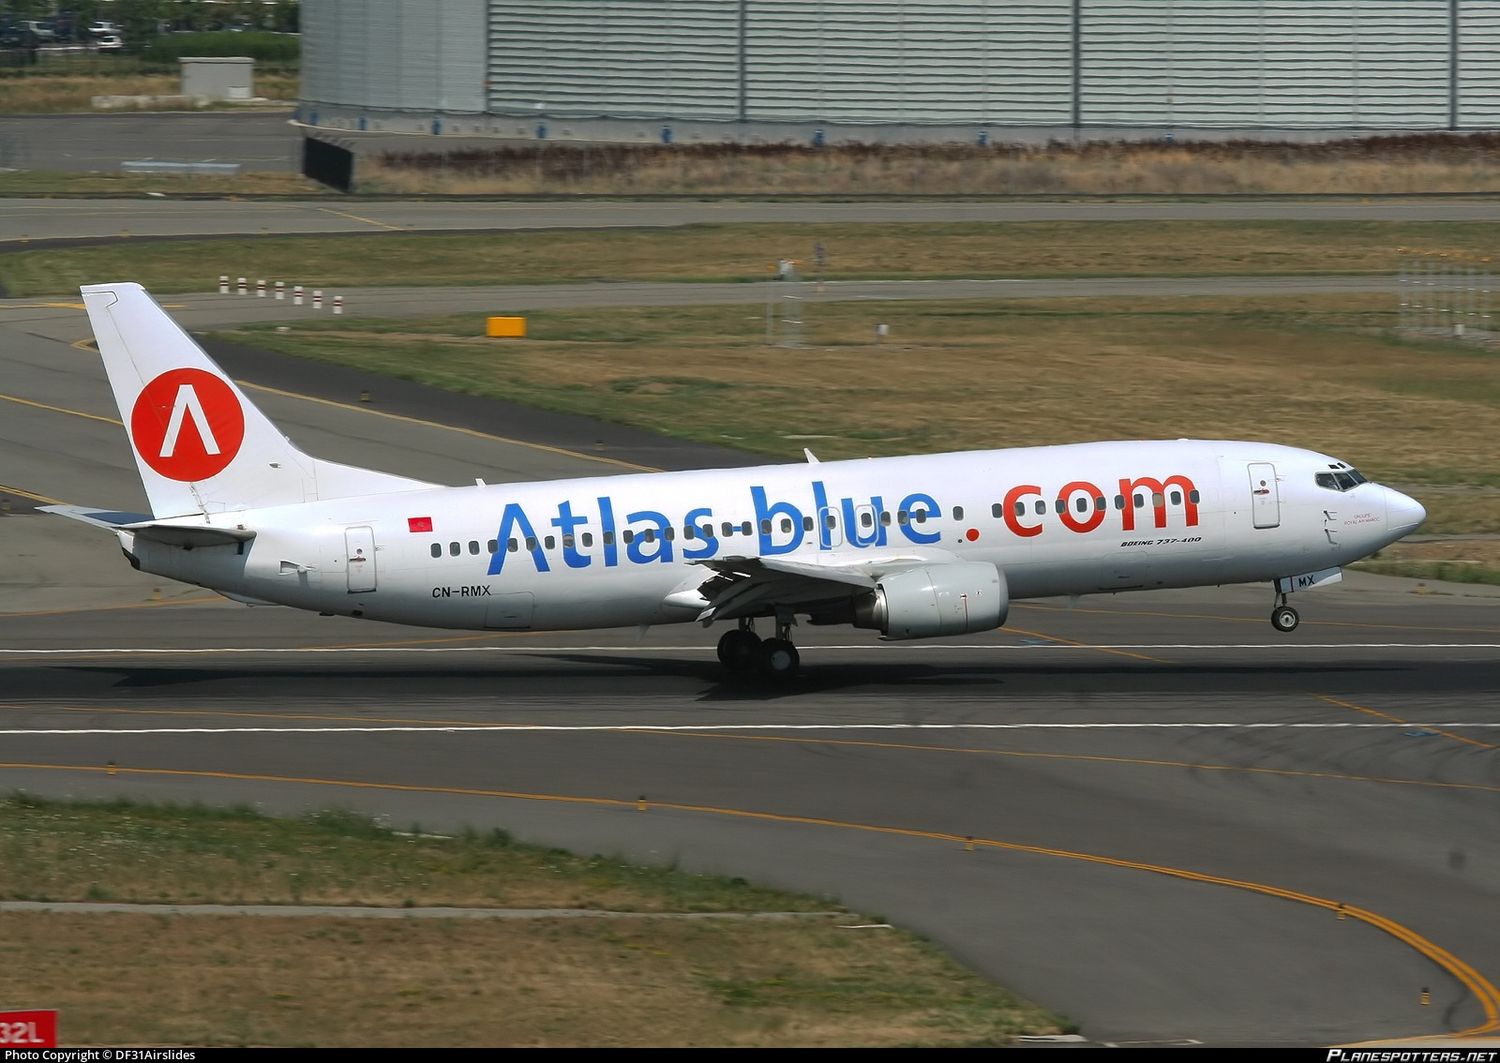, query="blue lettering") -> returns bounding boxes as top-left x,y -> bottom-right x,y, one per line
626,509 -> 674,565
751,485 -> 805,556
552,500 -> 591,569
488,502 -> 550,574
897,492 -> 941,545
598,496 -> 619,568
811,480 -> 832,549
682,506 -> 718,560
842,495 -> 887,547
